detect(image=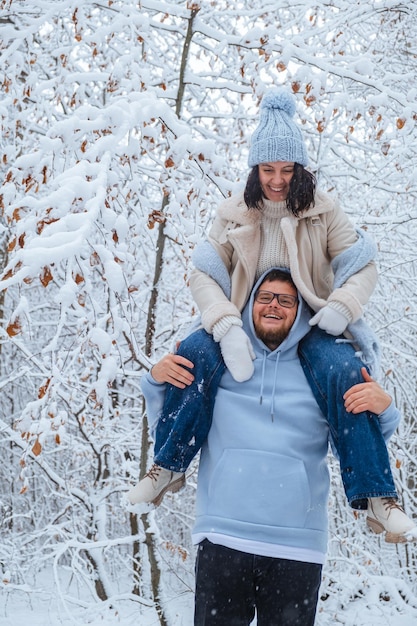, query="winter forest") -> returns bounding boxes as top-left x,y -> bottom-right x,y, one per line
1,1 -> 417,624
